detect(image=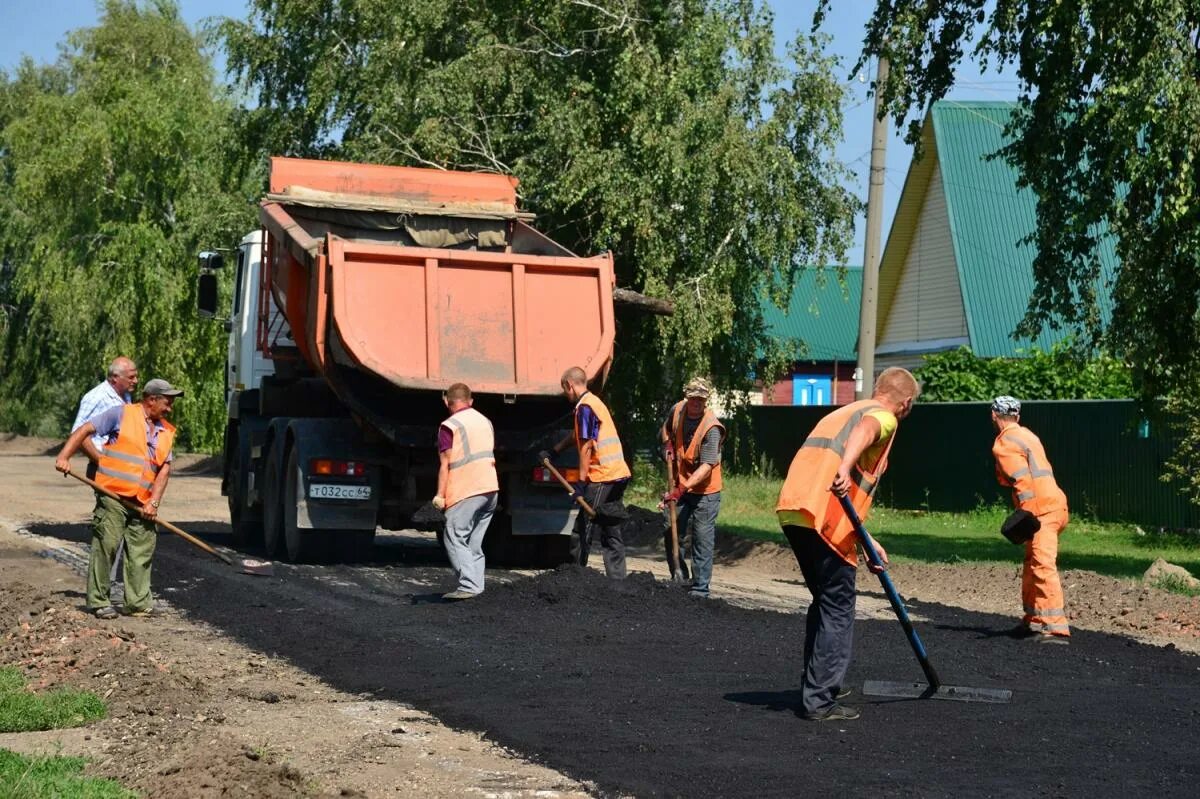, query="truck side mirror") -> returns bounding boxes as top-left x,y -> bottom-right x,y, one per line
198,251 -> 225,271
197,273 -> 219,318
